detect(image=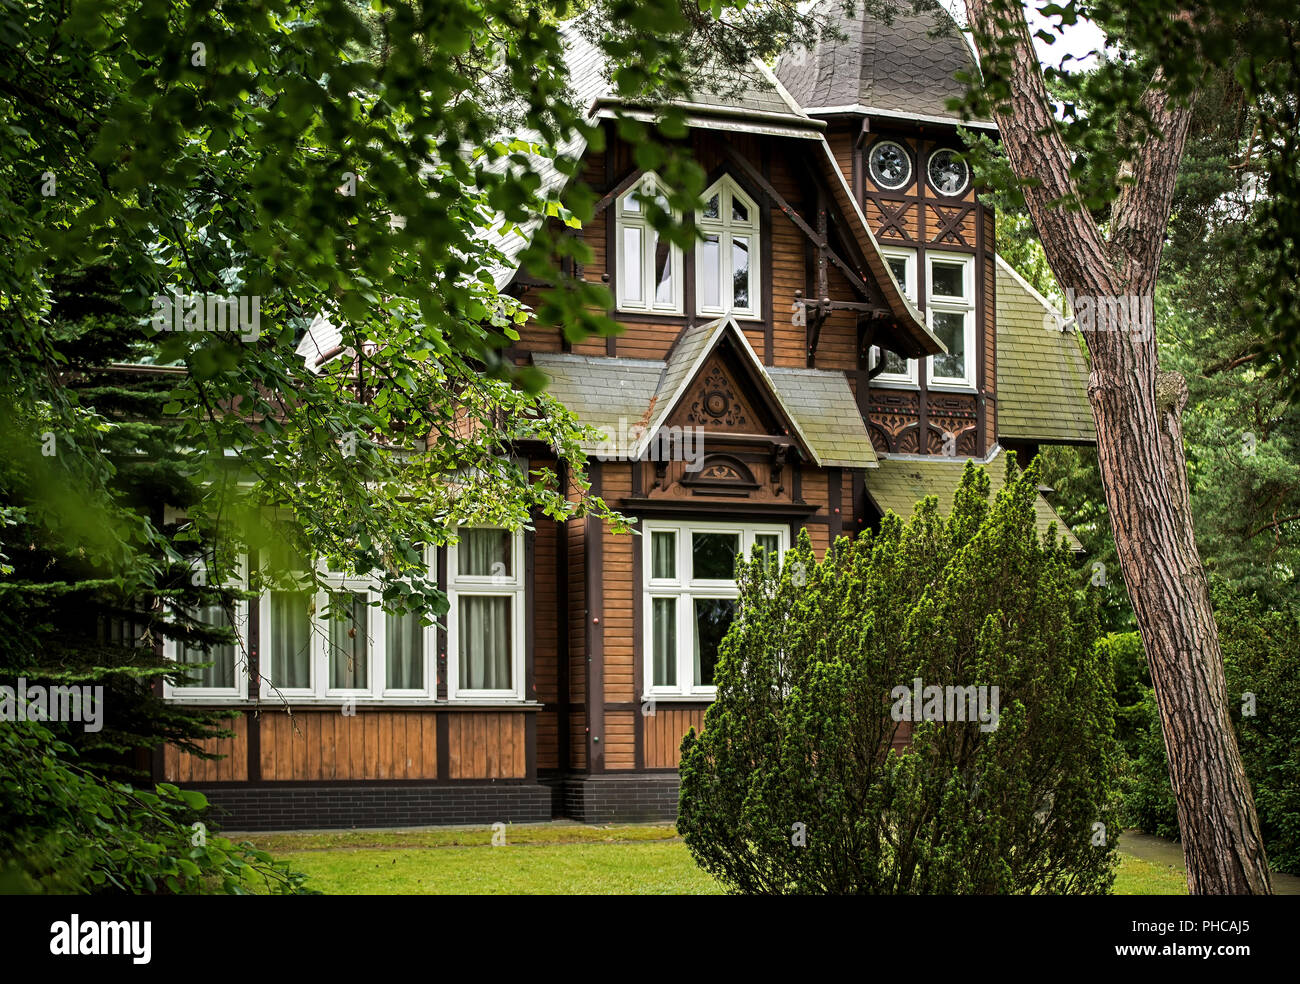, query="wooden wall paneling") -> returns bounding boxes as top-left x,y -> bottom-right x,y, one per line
163,712 -> 251,783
